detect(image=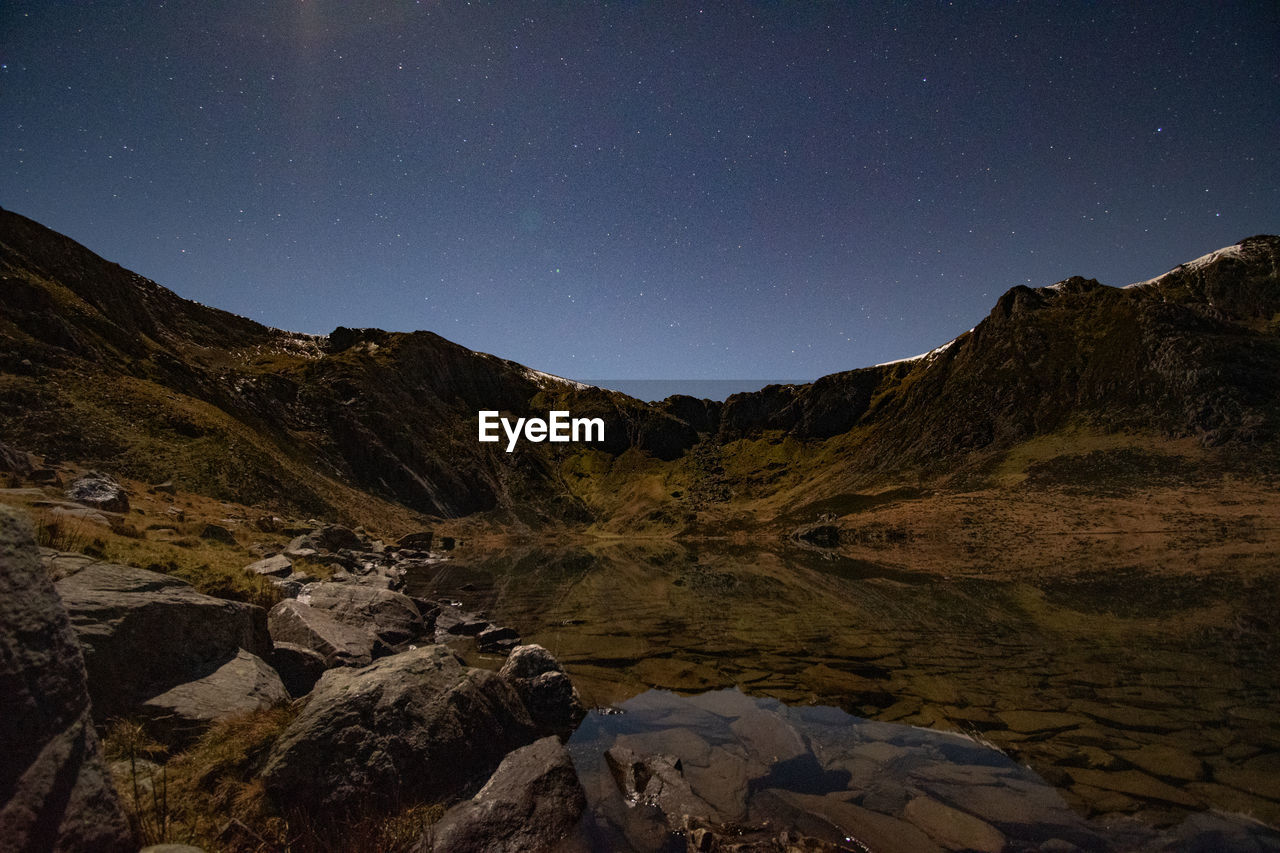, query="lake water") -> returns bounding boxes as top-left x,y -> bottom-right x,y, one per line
406,541 -> 1280,849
